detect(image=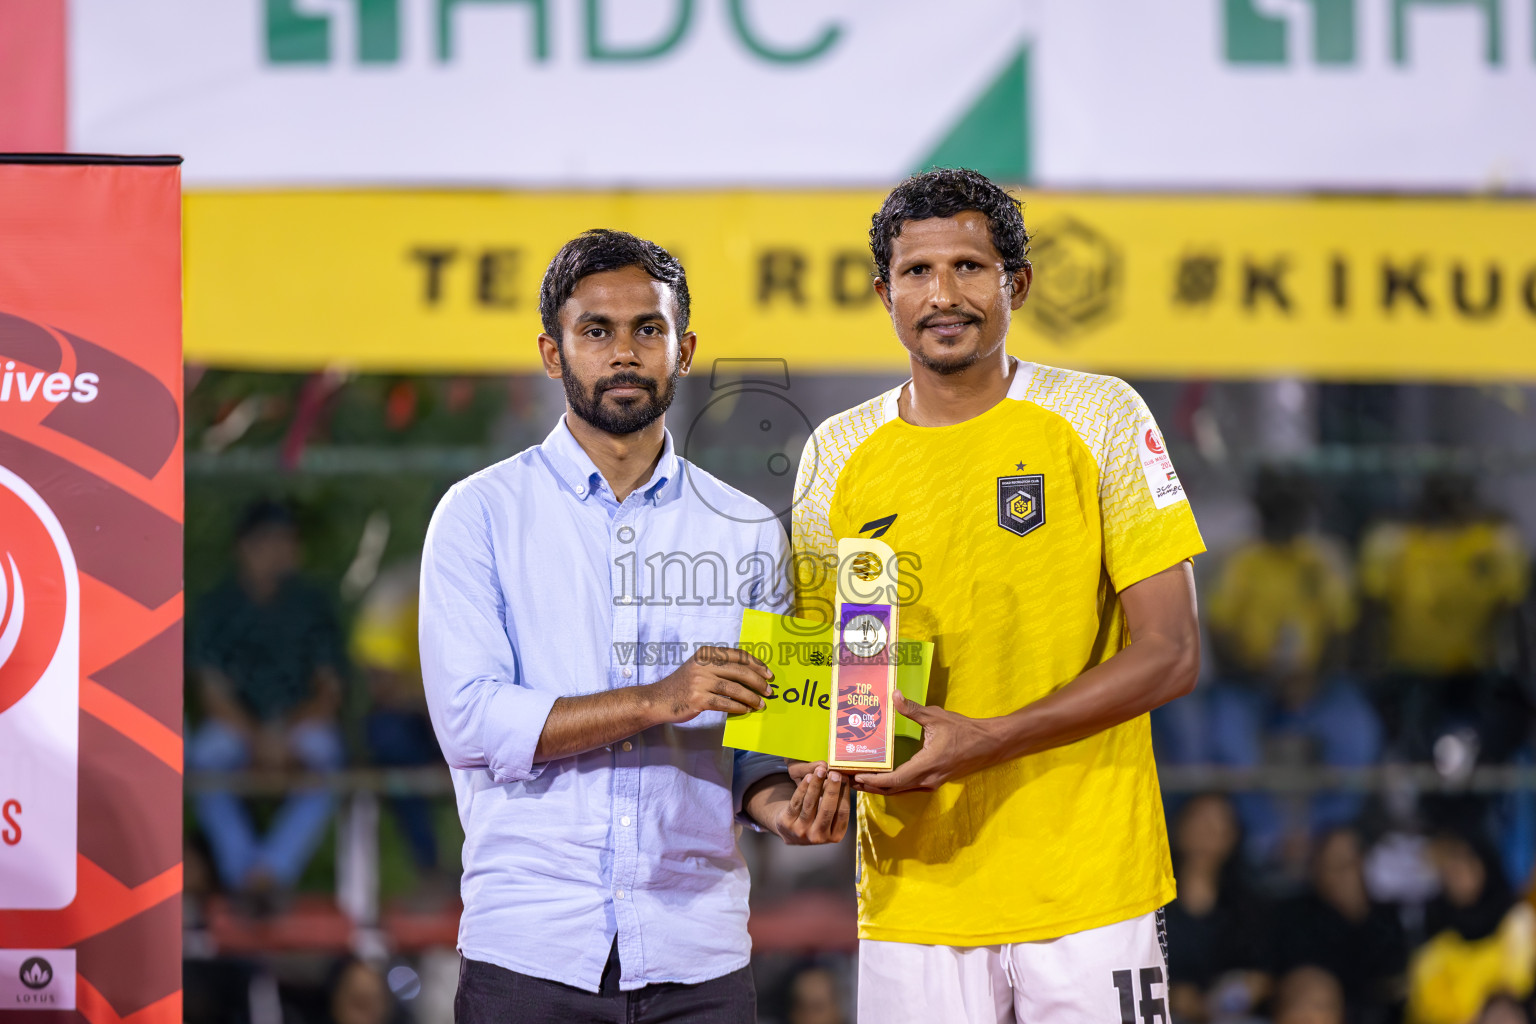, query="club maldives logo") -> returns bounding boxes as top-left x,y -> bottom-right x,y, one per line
0,362 -> 97,404
18,958 -> 51,991
1144,429 -> 1164,456
0,479 -> 66,716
